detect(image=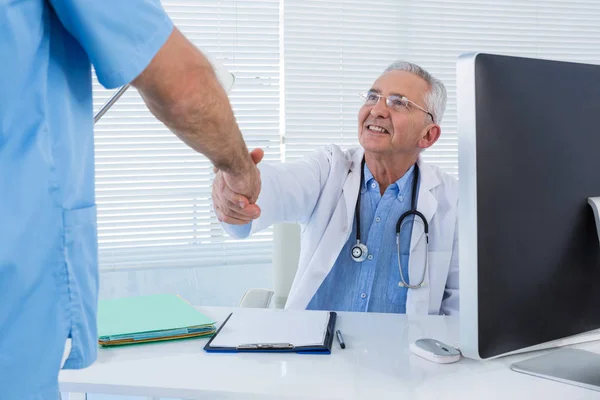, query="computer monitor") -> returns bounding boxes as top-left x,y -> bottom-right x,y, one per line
457,53 -> 600,361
